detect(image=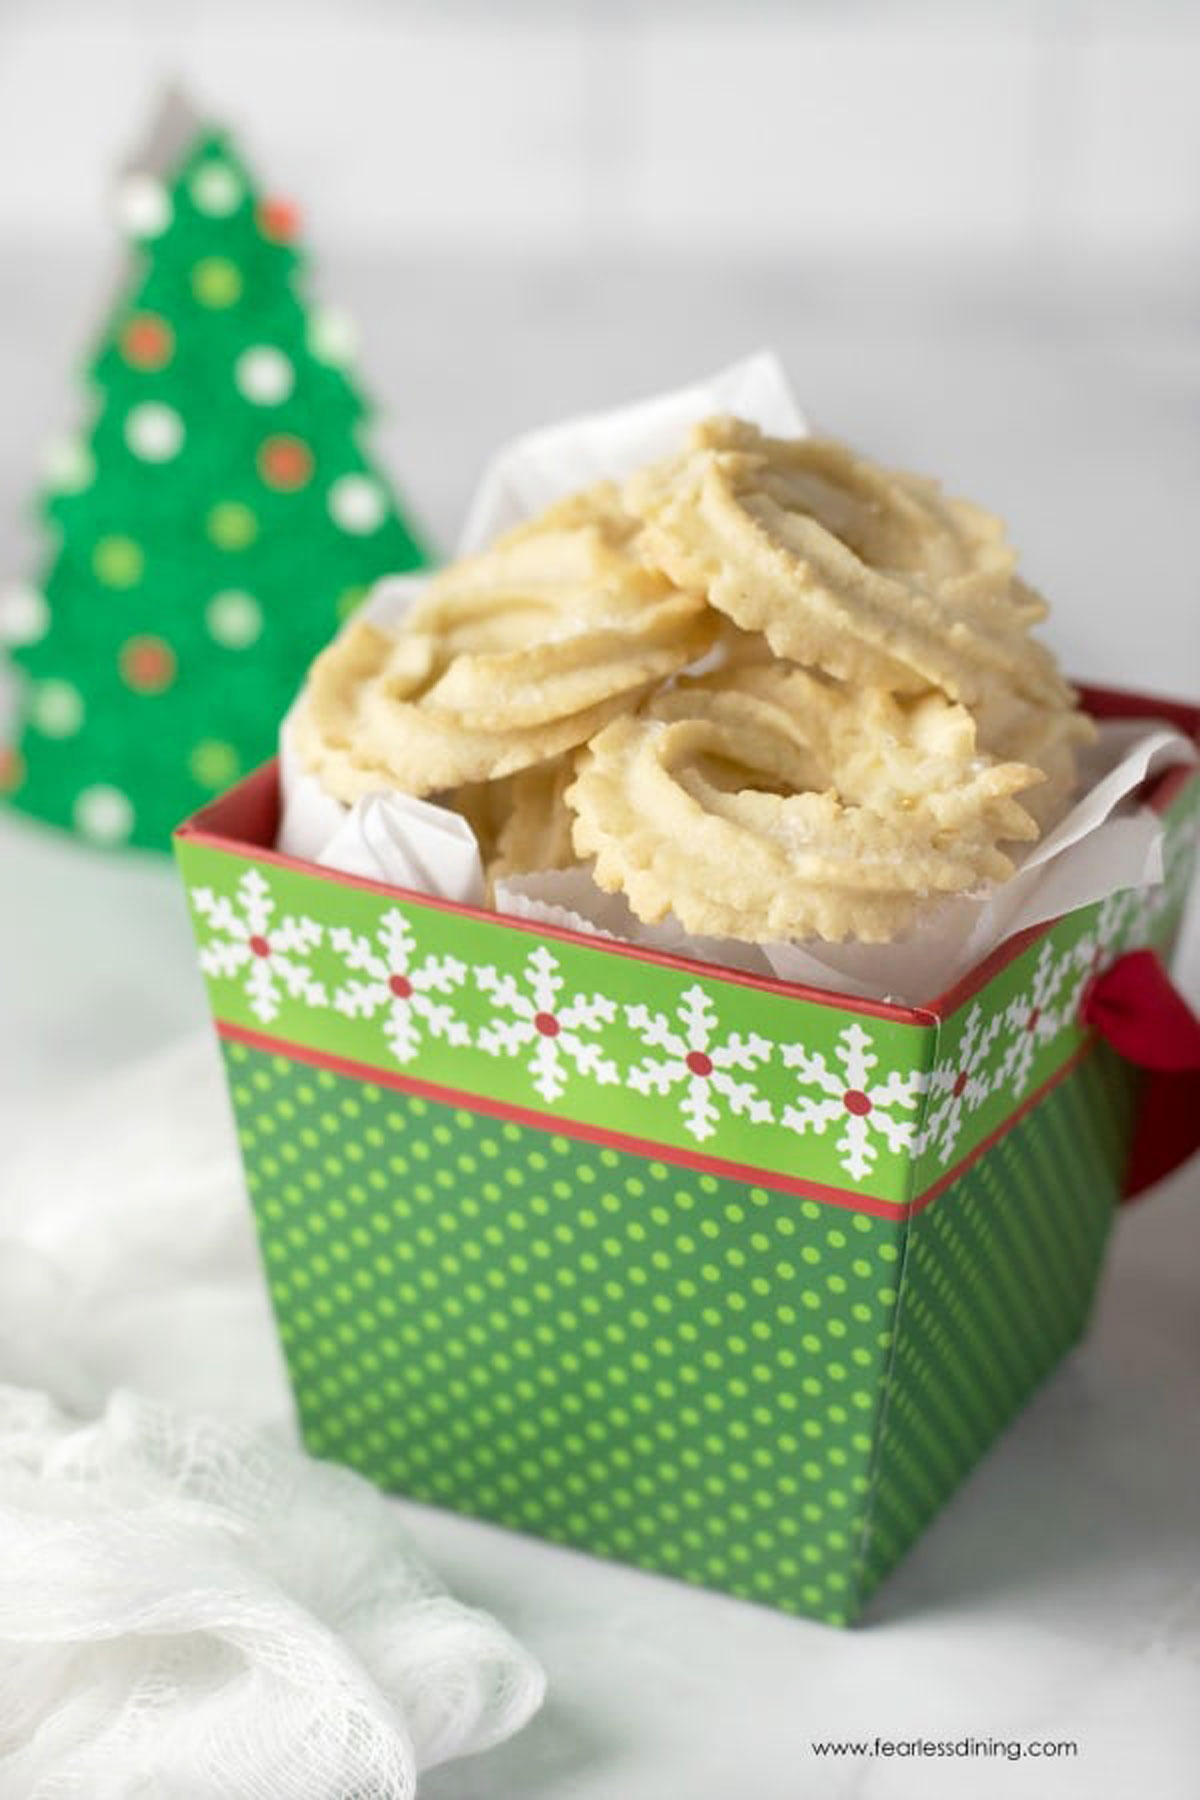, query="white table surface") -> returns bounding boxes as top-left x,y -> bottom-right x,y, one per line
1,252 -> 1198,1798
